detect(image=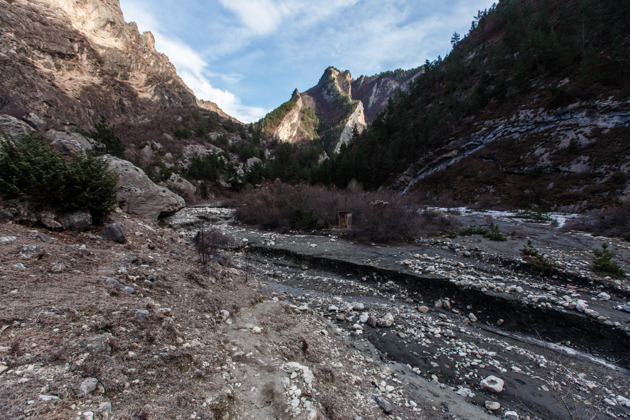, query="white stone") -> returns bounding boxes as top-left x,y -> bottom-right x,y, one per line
485,401 -> 501,411
480,375 -> 504,393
